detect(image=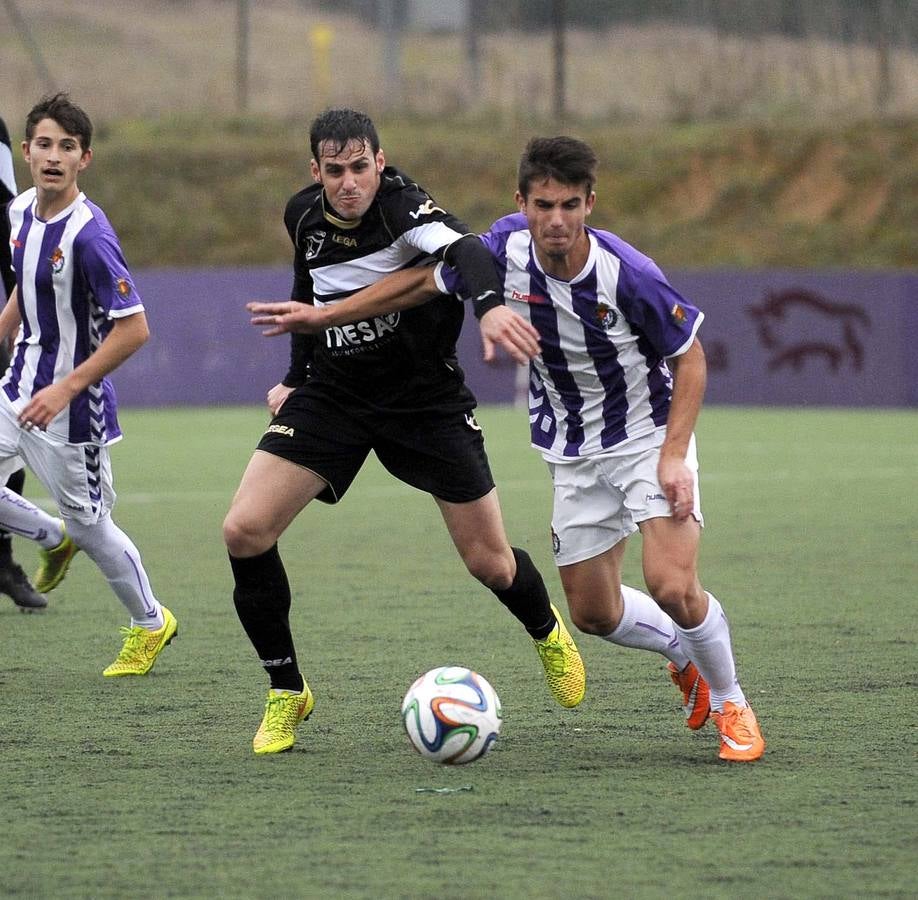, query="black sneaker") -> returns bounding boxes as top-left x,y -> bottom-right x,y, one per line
0,561 -> 48,611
